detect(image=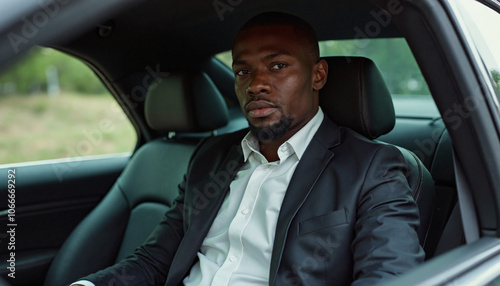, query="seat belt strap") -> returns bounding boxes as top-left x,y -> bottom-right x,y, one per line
434,203 -> 465,255
453,150 -> 480,243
